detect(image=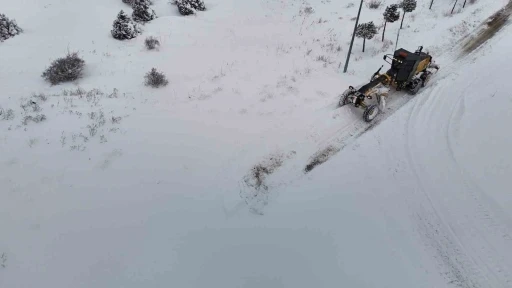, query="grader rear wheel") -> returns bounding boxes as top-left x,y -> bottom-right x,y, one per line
340,93 -> 351,107
422,72 -> 431,87
410,79 -> 423,95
